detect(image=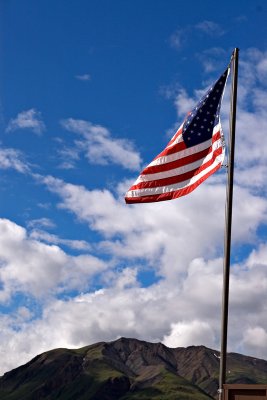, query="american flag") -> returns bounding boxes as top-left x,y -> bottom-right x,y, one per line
125,68 -> 230,204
